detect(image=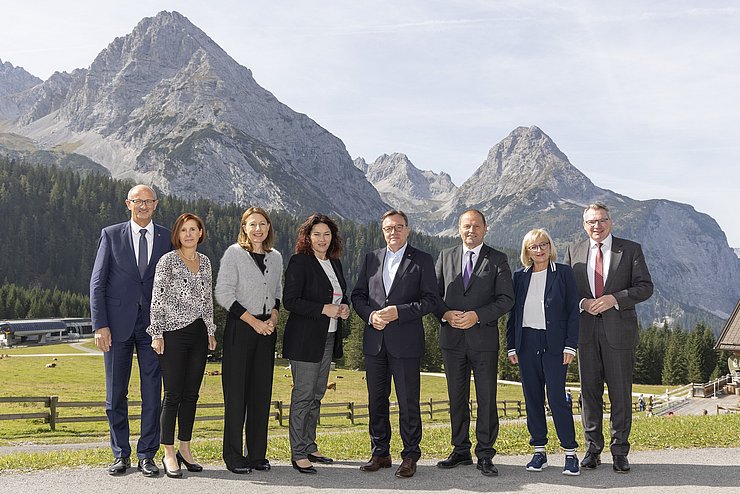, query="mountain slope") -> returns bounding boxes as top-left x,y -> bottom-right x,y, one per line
0,11 -> 387,221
